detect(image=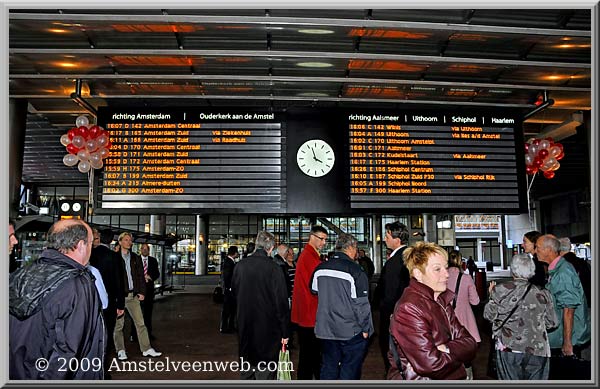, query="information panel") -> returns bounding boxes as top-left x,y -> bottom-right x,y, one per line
97,108 -> 284,211
348,111 -> 526,212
